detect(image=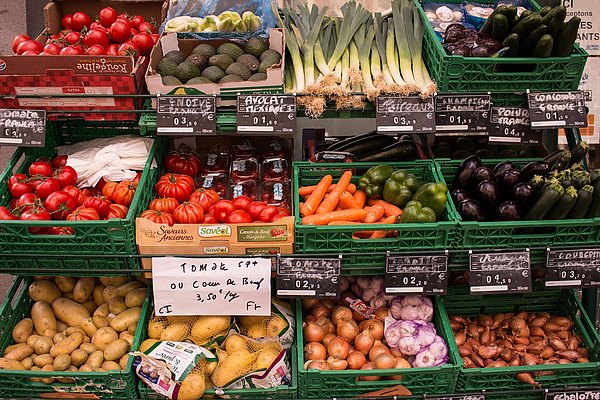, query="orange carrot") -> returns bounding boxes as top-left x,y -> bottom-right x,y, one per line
300,175 -> 332,217
298,183 -> 357,197
328,220 -> 356,225
354,190 -> 367,209
302,209 -> 368,225
369,215 -> 398,239
339,191 -> 361,209
363,205 -> 385,223
334,204 -> 344,211
316,171 -> 353,214
367,199 -> 403,218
